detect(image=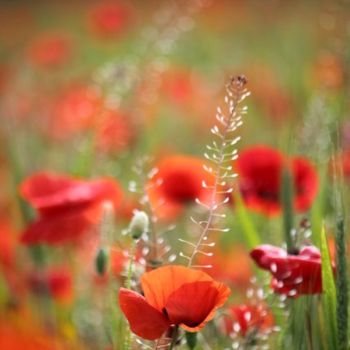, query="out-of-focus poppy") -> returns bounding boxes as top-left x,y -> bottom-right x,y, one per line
246,65 -> 295,123
88,1 -> 132,38
50,85 -> 102,139
236,145 -> 318,216
0,219 -> 16,270
197,243 -> 252,289
147,155 -> 216,220
28,266 -> 73,303
223,303 -> 274,337
0,317 -> 67,350
27,32 -> 72,68
311,53 -> 344,91
96,110 -> 135,154
20,172 -> 123,245
250,244 -> 334,297
119,265 -> 230,340
332,151 -> 350,180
